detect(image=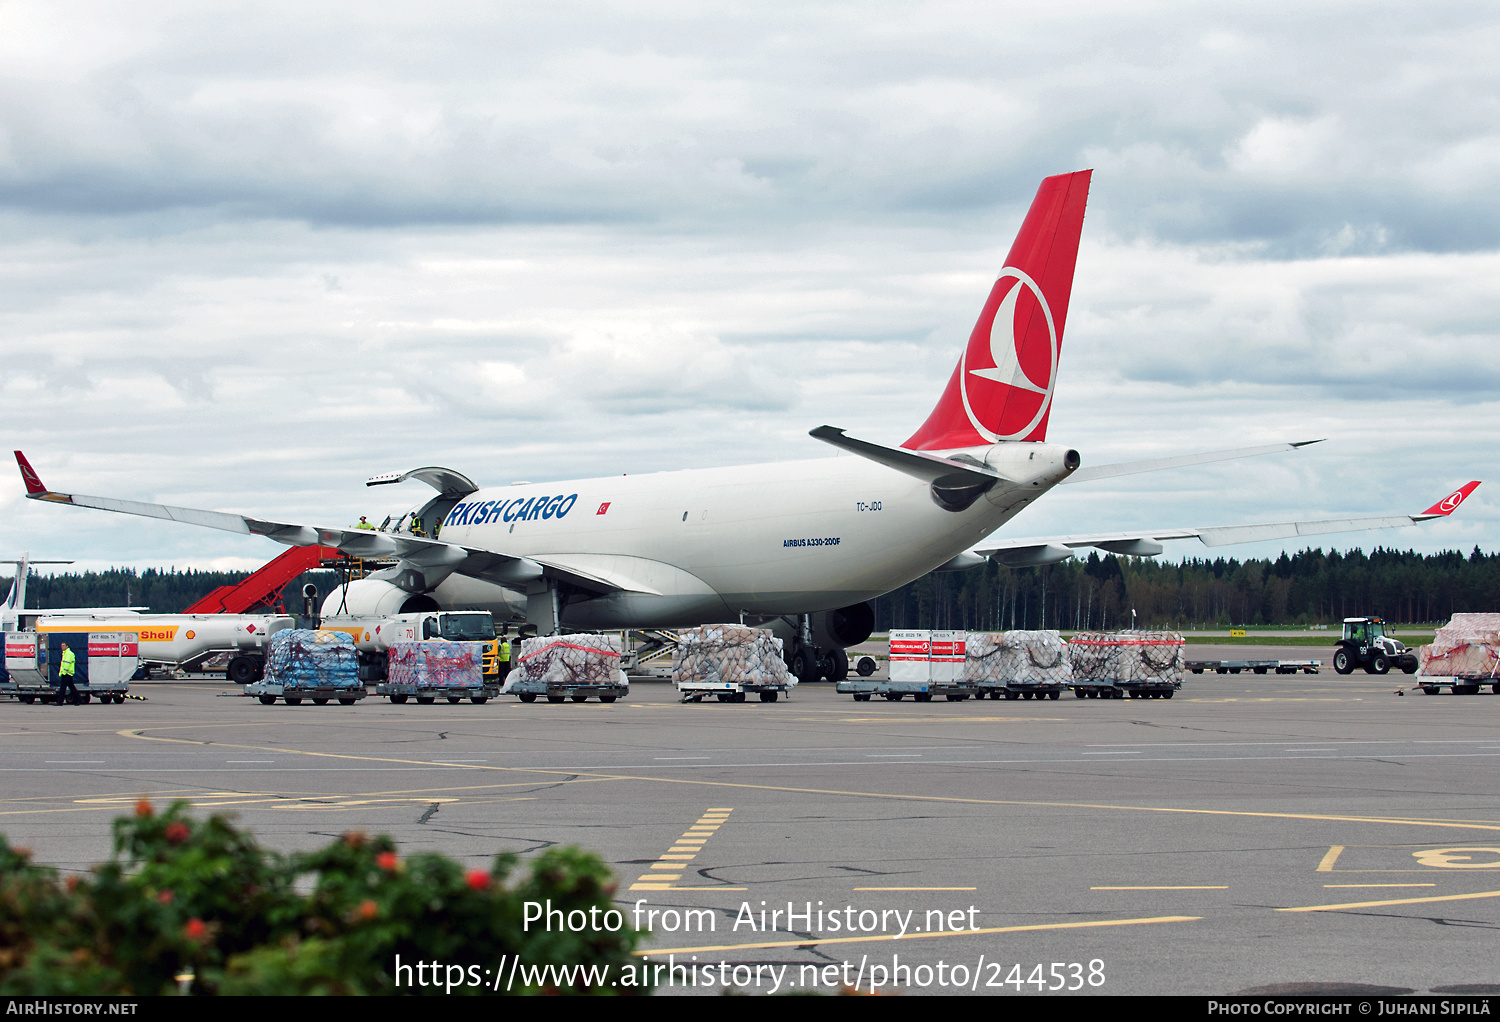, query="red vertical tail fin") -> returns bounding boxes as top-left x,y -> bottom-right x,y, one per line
903,170 -> 1091,451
